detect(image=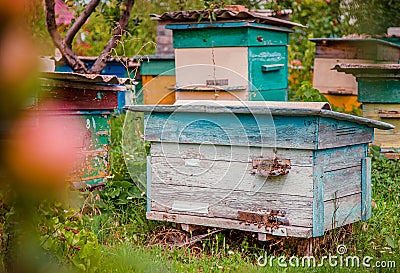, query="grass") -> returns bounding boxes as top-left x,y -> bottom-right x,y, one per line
1,114 -> 399,272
